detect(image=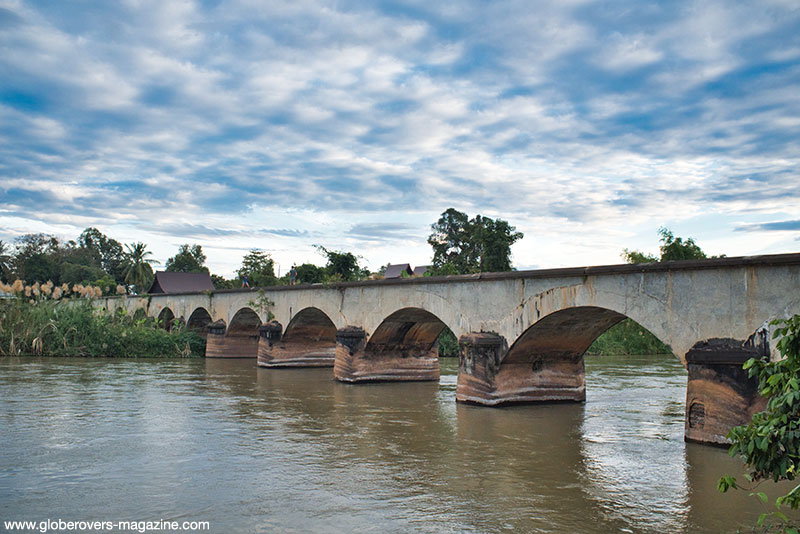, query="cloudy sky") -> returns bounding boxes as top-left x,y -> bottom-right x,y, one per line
1,0 -> 799,276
